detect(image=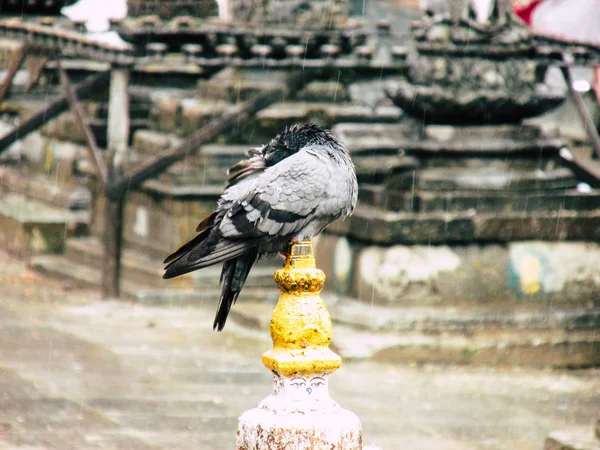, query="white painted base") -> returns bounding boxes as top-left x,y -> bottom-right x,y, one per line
237,407 -> 362,450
